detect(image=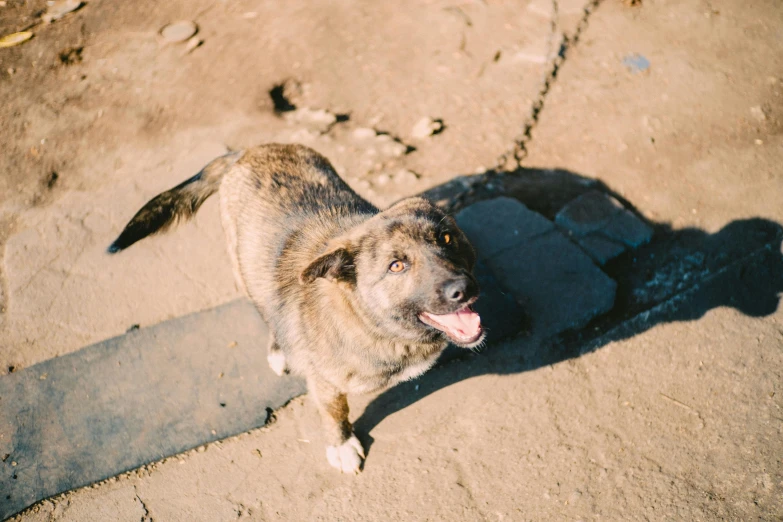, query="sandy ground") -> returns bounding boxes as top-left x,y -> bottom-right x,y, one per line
1,0 -> 782,519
